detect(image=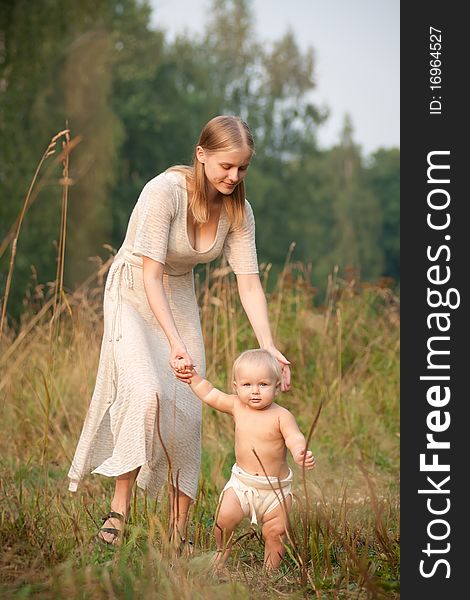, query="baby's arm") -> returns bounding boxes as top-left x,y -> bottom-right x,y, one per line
183,369 -> 235,415
279,409 -> 316,469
